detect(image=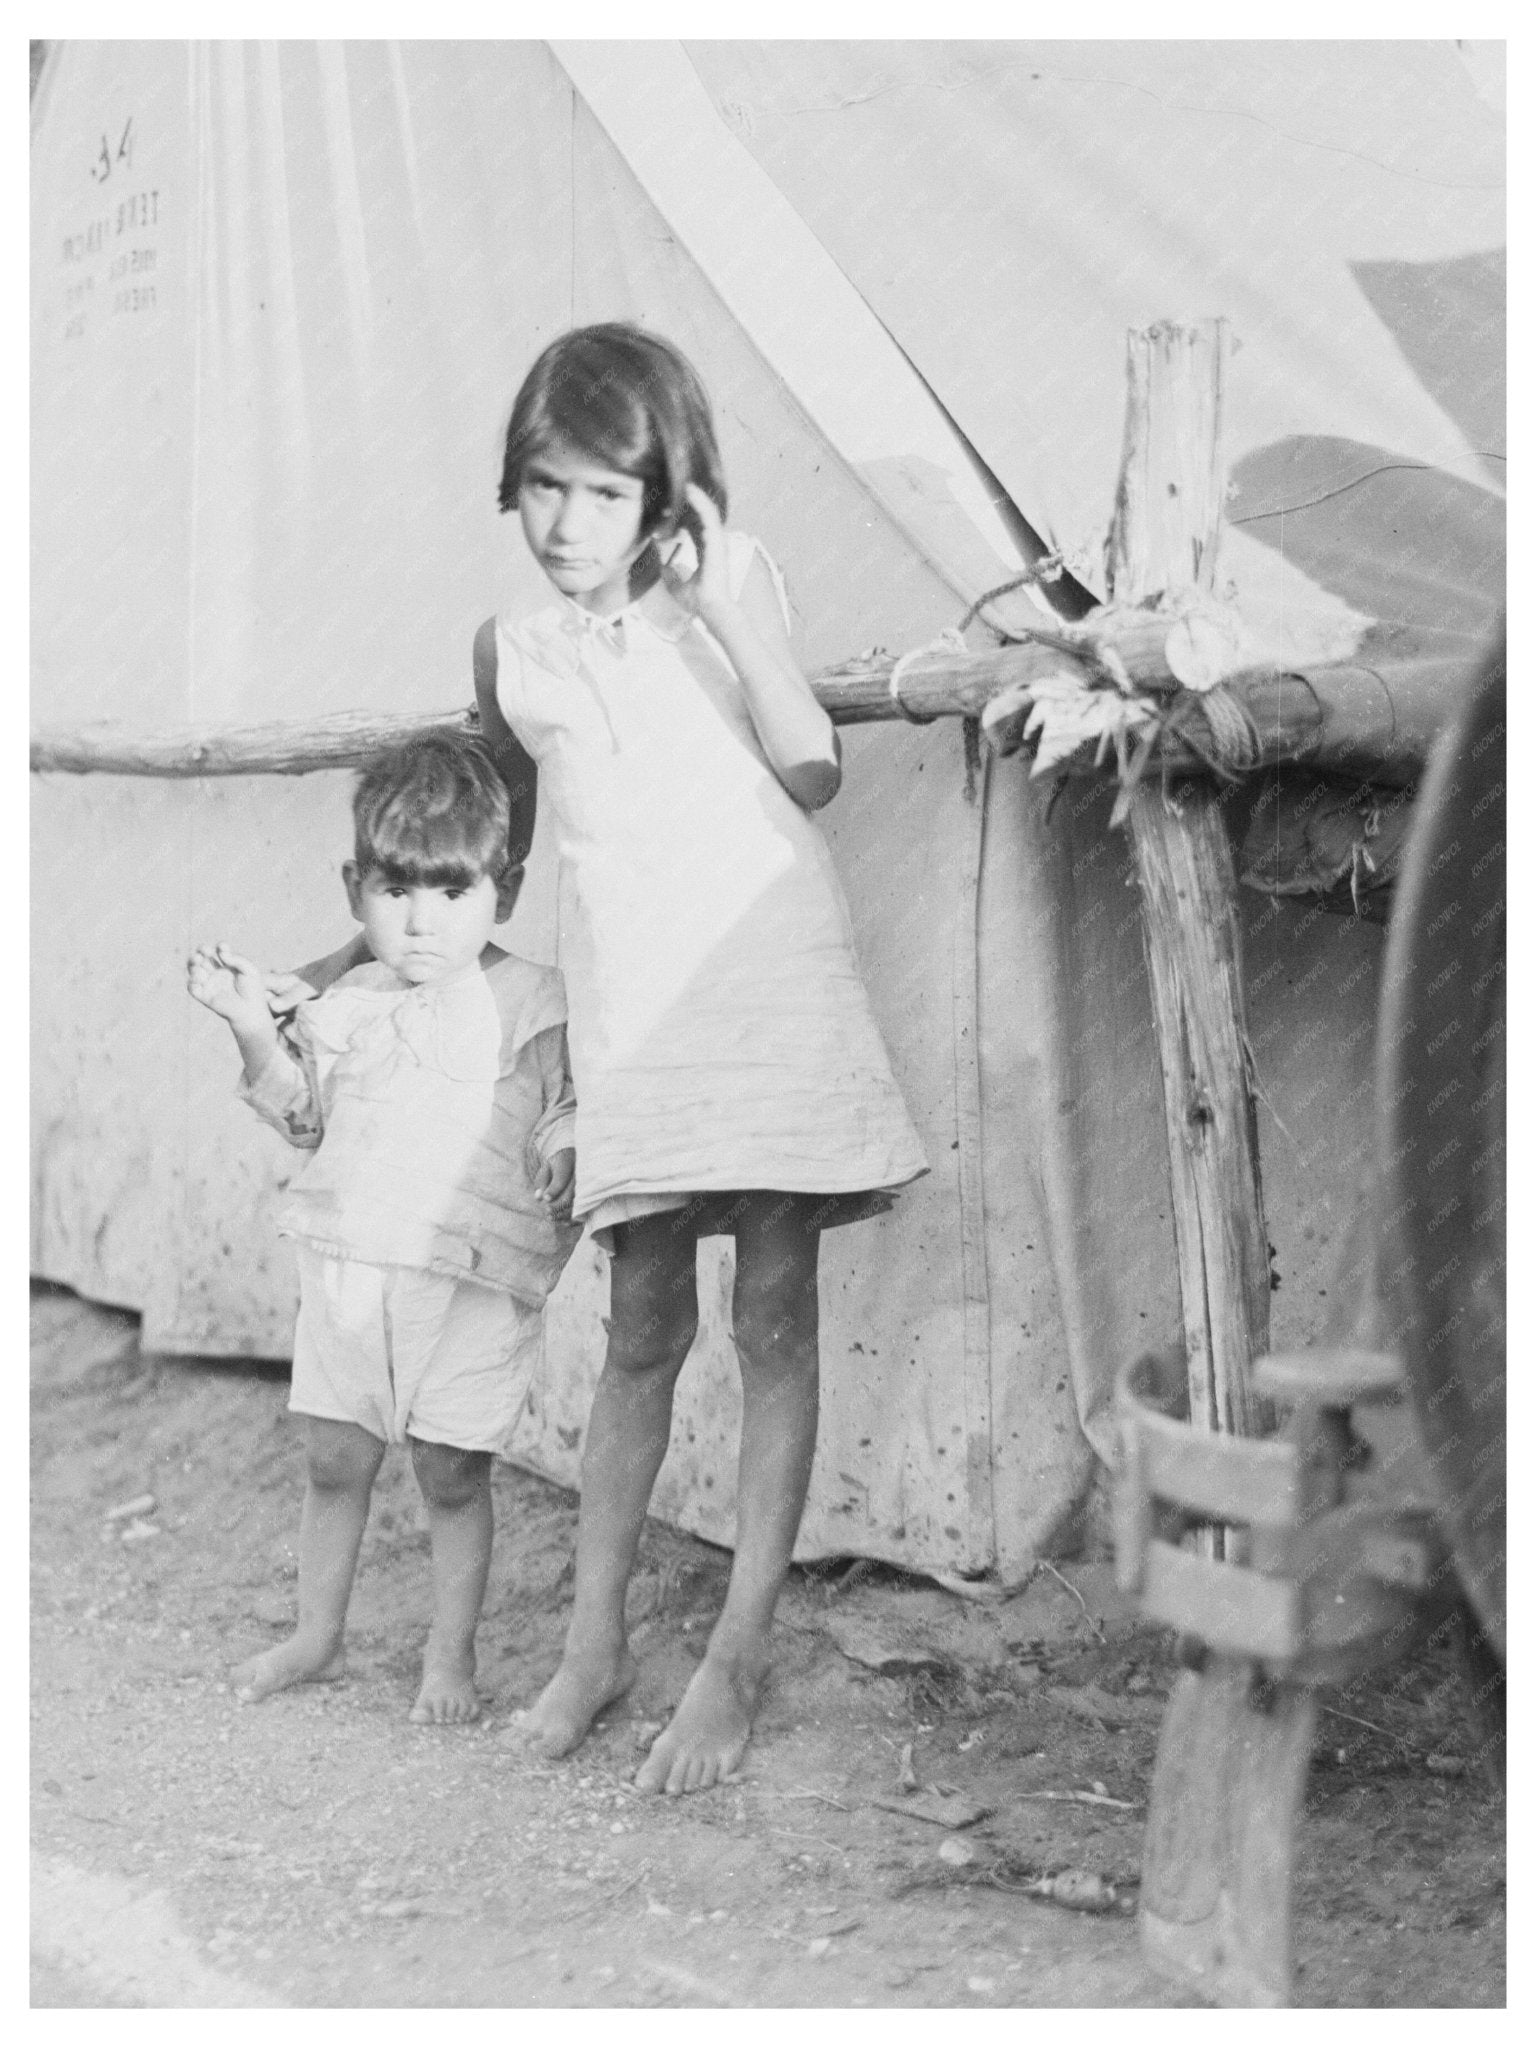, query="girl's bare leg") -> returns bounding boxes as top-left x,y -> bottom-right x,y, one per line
636,1193 -> 821,1795
509,1212 -> 700,1756
409,1439 -> 493,1724
232,1418 -> 384,1702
